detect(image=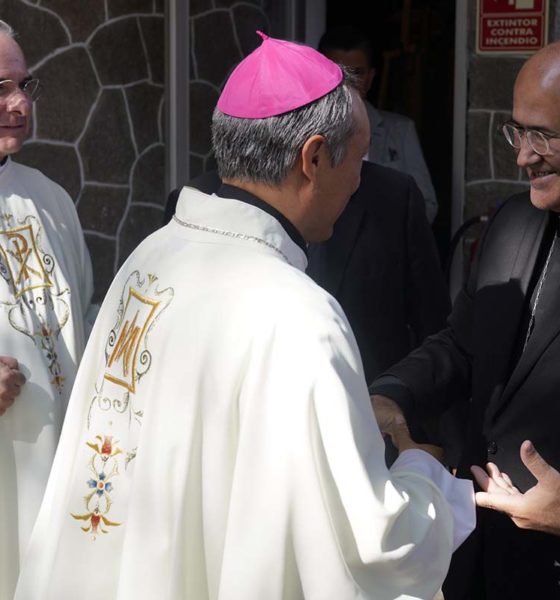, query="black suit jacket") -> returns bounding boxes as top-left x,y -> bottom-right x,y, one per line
381,191 -> 560,599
